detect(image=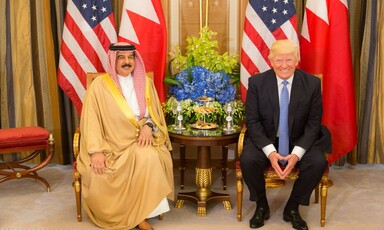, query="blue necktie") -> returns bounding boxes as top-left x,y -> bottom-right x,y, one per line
279,80 -> 289,165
